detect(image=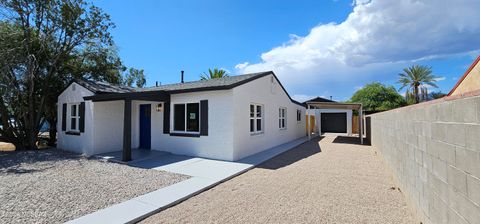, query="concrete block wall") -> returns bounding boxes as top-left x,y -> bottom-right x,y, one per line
370,95 -> 480,224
